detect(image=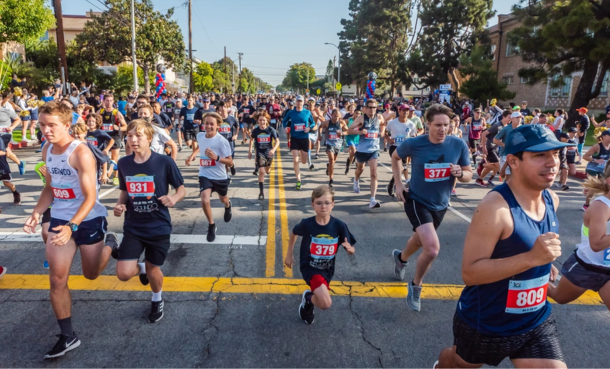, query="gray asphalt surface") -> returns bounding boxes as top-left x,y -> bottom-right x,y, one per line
0,130 -> 608,368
